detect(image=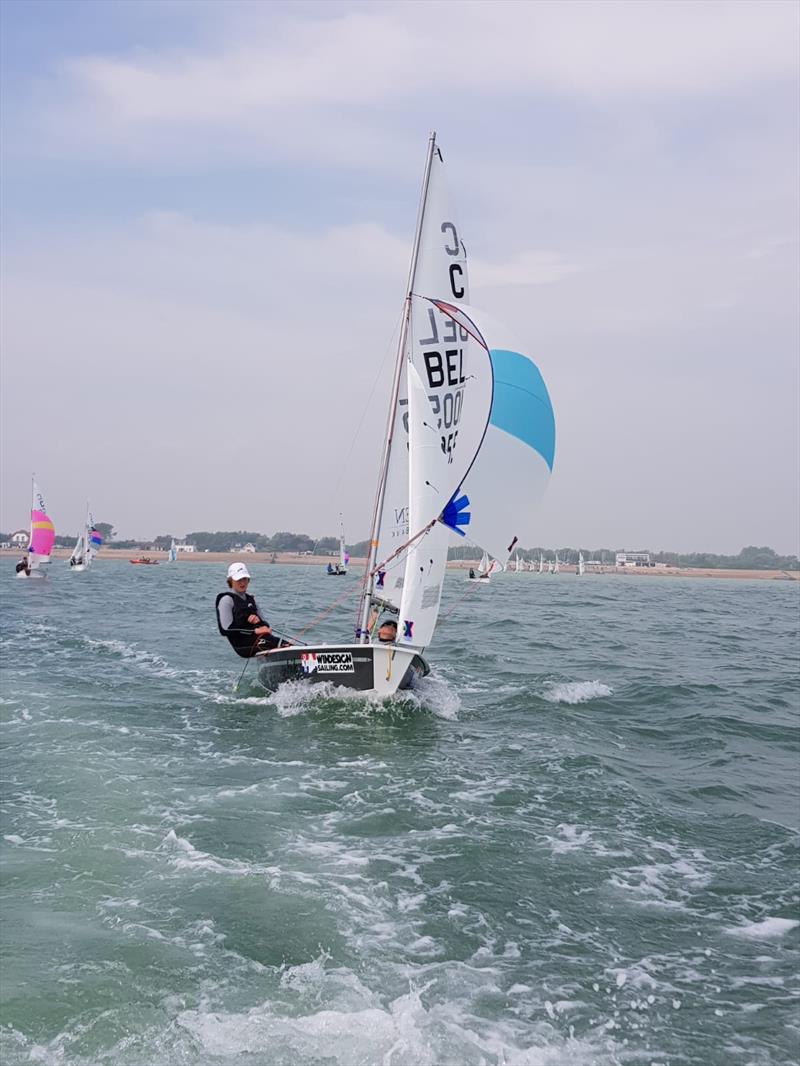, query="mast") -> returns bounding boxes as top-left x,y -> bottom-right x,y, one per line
358,131 -> 438,643
29,474 -> 35,557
